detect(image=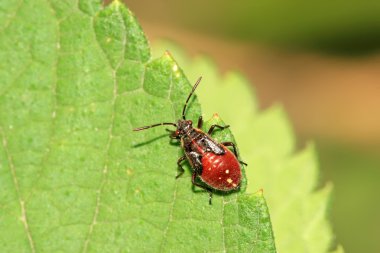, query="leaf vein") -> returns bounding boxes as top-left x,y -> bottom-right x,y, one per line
221,197 -> 226,253
0,0 -> 23,34
159,72 -> 179,252
82,5 -> 126,252
0,126 -> 36,253
0,61 -> 33,99
25,0 -> 60,204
